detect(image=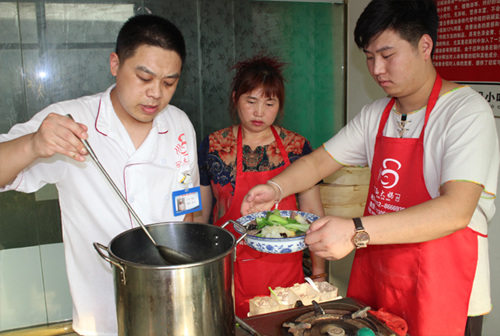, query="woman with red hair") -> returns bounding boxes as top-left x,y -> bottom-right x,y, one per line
197,55 -> 325,317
